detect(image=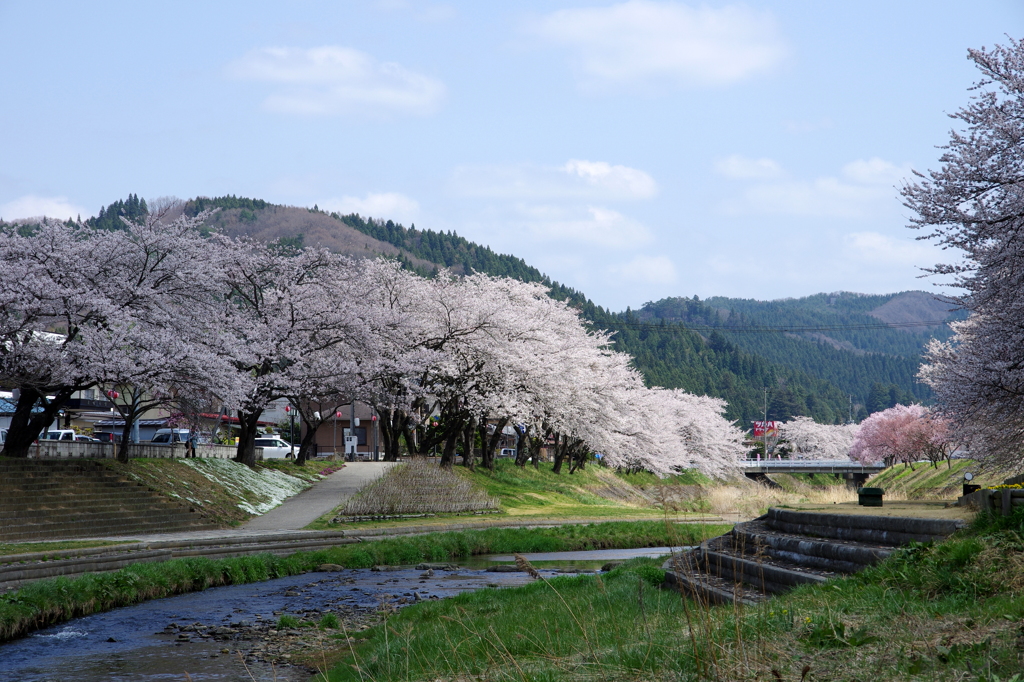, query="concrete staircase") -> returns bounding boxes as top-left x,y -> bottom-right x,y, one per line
0,460 -> 221,542
664,508 -> 966,605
